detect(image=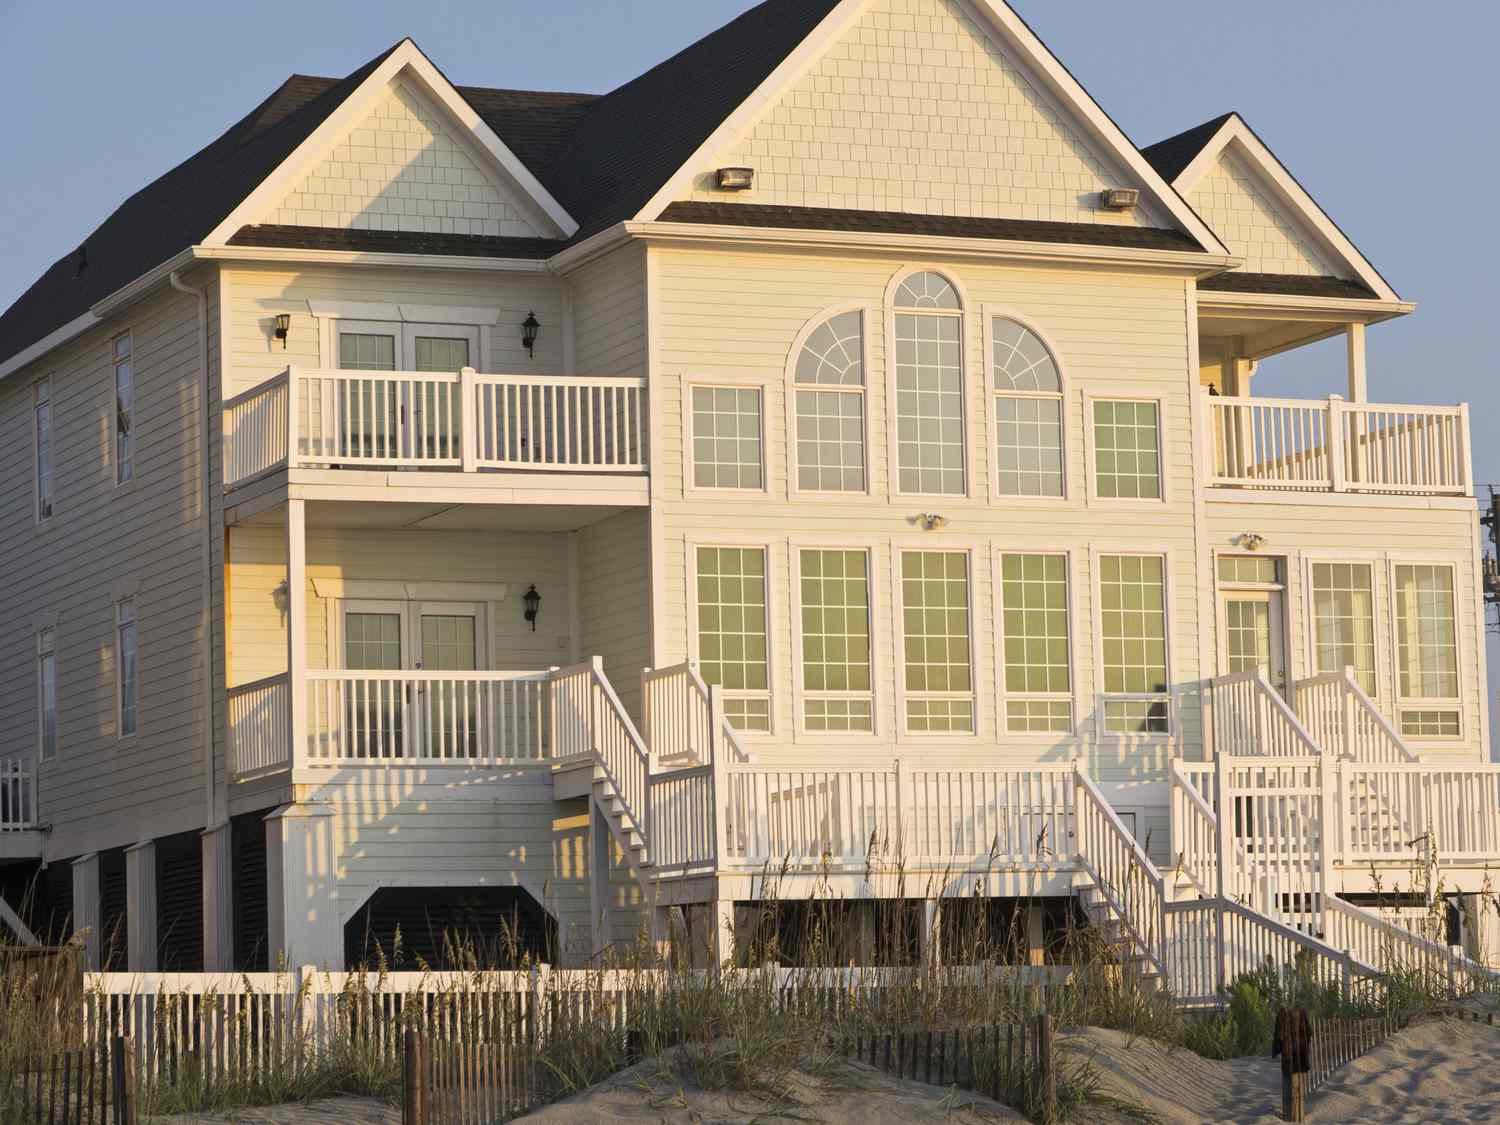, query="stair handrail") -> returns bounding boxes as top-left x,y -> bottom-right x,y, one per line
1293,668 -> 1416,763
1169,761 -> 1219,898
1210,668 -> 1321,757
1343,670 -> 1418,763
641,661 -> 753,767
1073,763 -> 1168,980
1324,896 -> 1500,995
